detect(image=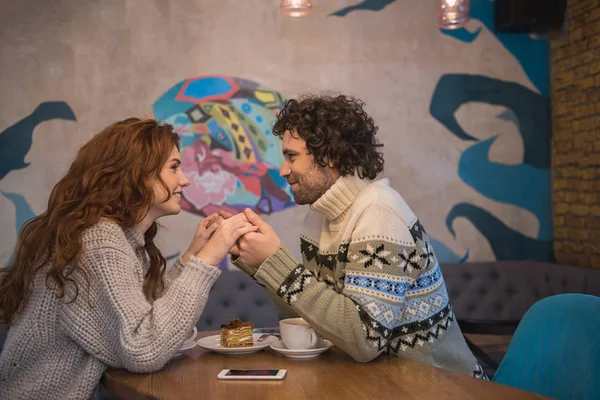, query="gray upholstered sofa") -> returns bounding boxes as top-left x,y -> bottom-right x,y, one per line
442,260 -> 600,324
196,268 -> 280,331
